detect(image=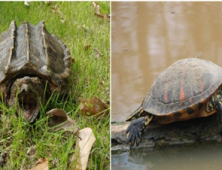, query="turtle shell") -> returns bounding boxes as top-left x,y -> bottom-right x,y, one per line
0,21 -> 70,97
142,58 -> 222,117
